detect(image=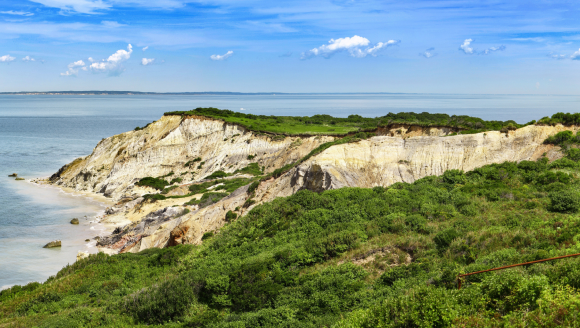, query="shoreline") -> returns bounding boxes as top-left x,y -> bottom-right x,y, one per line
29,177 -> 121,256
